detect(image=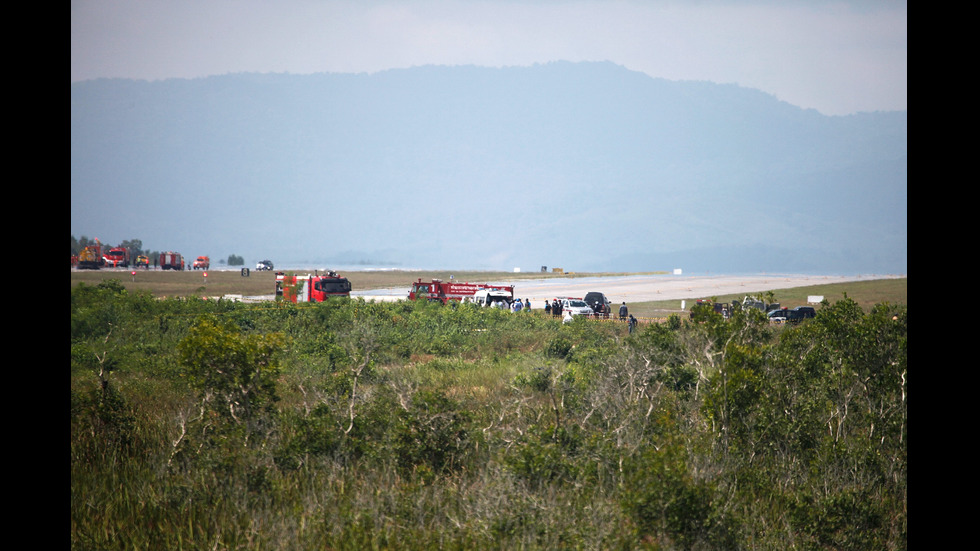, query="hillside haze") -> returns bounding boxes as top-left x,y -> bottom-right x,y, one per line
71,62 -> 907,273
